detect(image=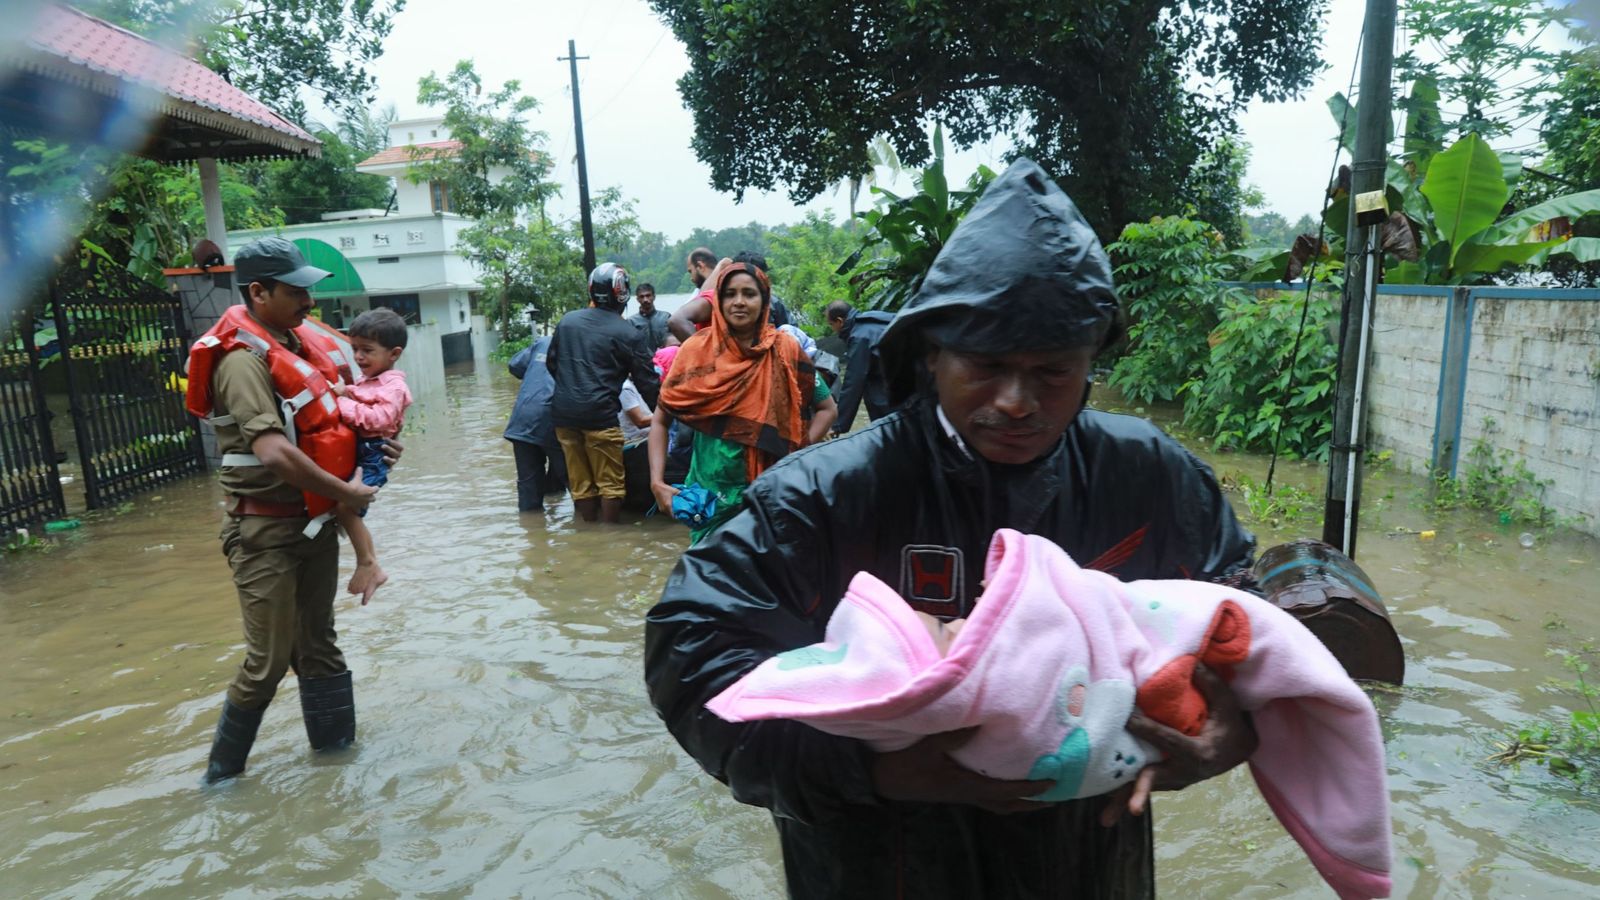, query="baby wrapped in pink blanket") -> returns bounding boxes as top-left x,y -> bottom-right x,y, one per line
707,529 -> 1392,900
